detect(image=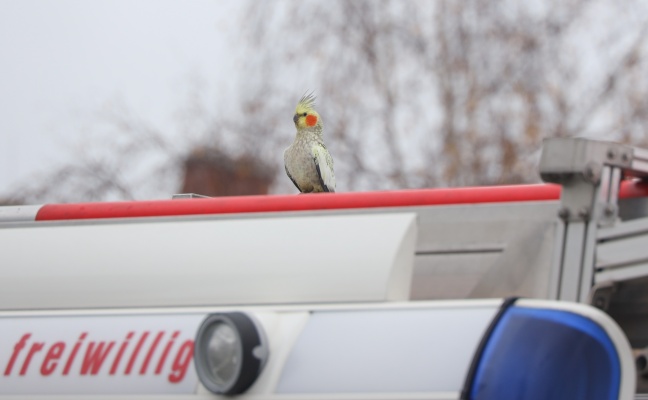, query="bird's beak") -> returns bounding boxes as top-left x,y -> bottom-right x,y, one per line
293,114 -> 299,124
